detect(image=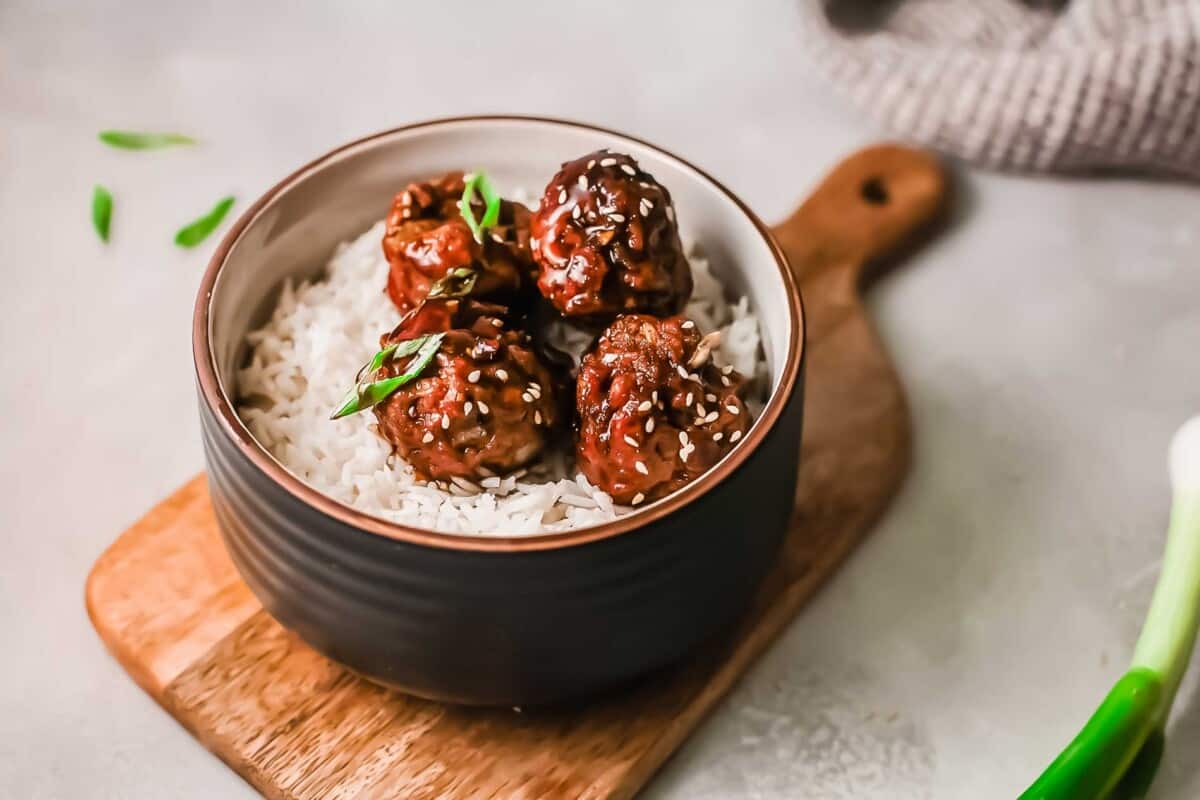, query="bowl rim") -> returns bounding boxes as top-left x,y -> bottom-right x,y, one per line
194,114 -> 804,553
